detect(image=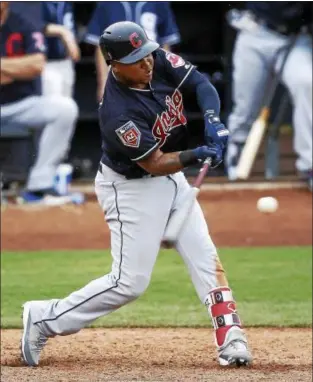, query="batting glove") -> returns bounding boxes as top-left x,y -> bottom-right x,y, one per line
192,143 -> 223,167
204,111 -> 229,150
